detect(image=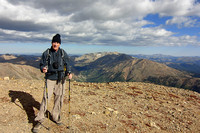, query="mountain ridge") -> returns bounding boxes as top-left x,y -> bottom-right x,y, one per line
73,53 -> 200,92
1,53 -> 200,92
74,54 -> 186,79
